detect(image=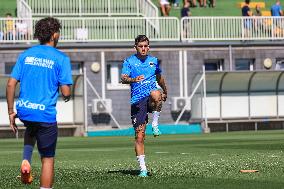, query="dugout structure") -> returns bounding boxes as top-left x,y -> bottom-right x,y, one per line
191,71 -> 284,132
